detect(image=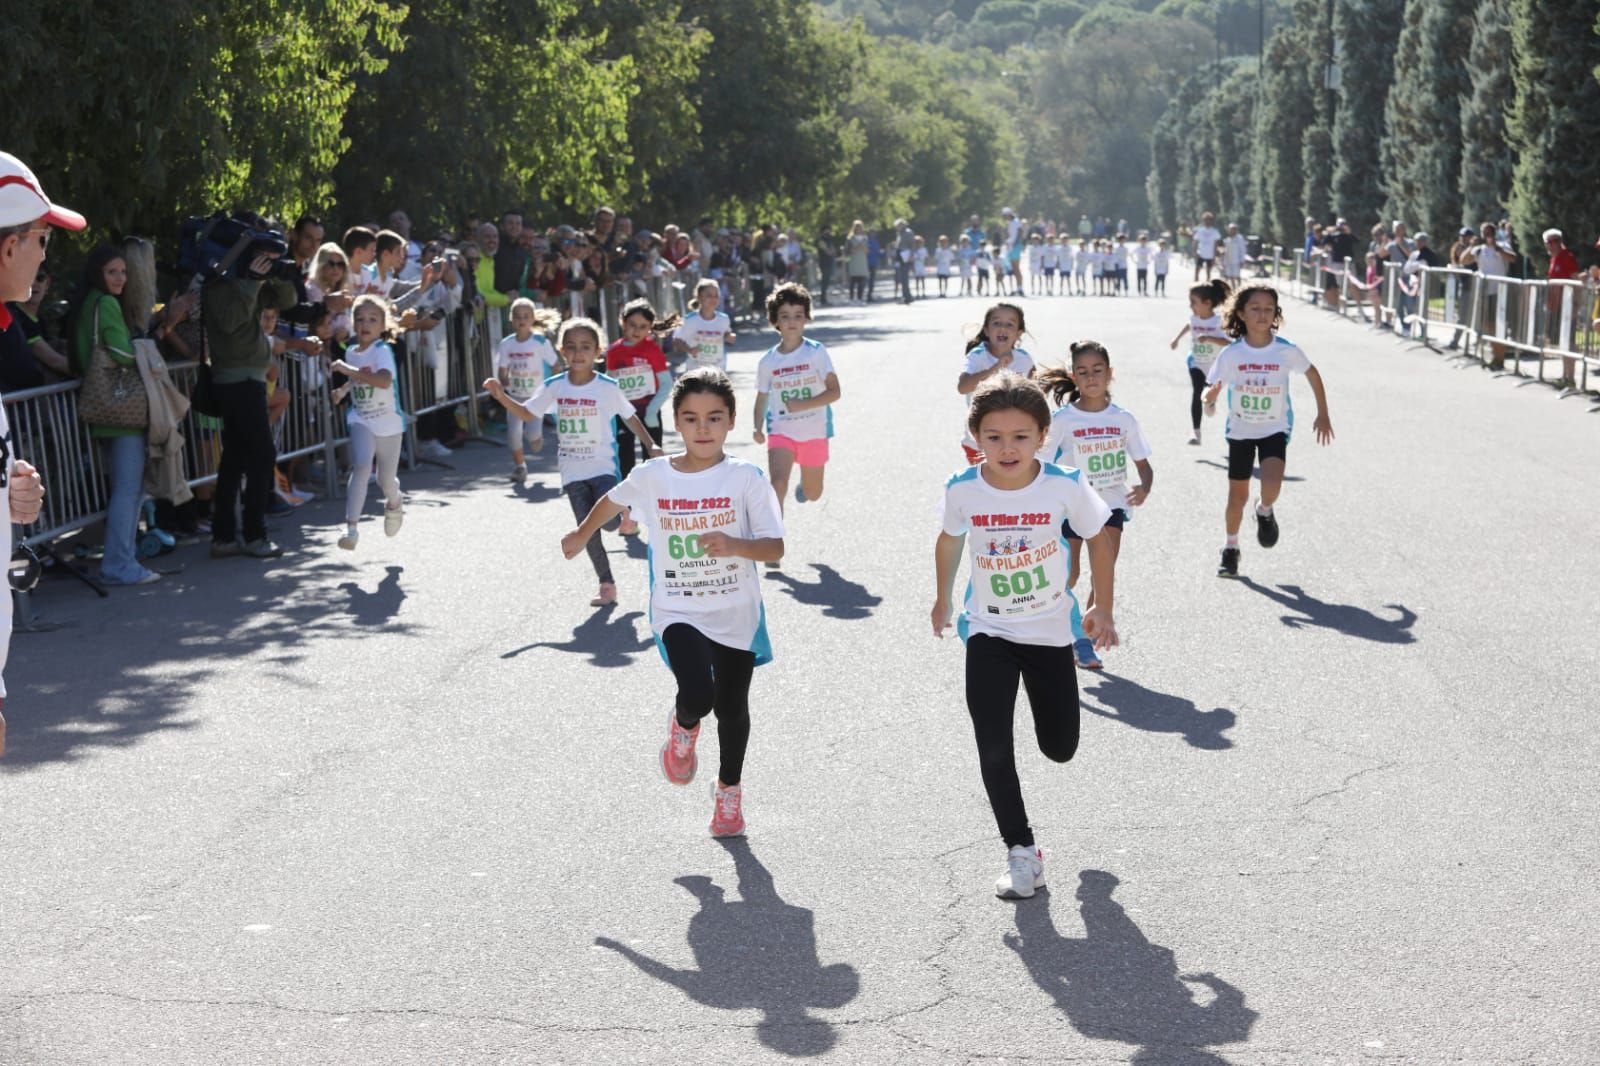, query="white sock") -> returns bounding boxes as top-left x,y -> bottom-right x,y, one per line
1256,503 -> 1273,517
